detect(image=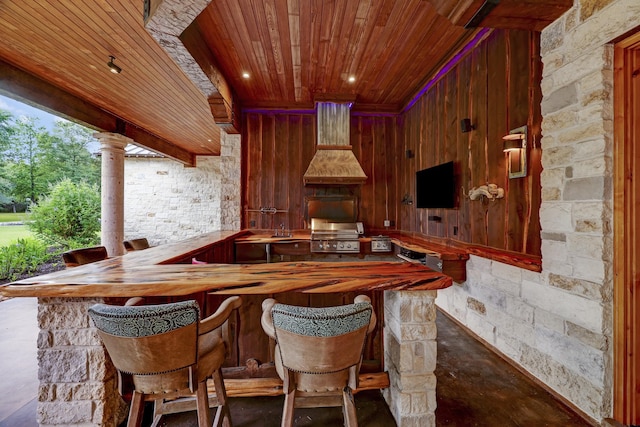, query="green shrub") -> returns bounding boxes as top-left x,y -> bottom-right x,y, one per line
27,179 -> 101,249
0,238 -> 58,281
